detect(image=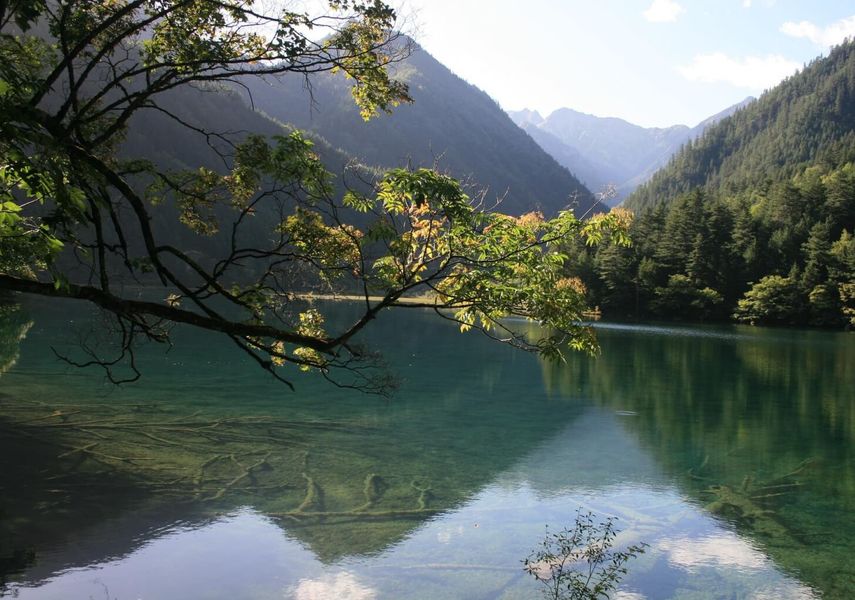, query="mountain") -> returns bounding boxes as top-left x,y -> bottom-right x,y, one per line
509,98 -> 753,205
515,124 -> 614,201
241,41 -> 606,218
103,39 -> 610,277
511,108 -> 545,127
559,41 -> 855,329
628,41 -> 855,211
689,96 -> 754,137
